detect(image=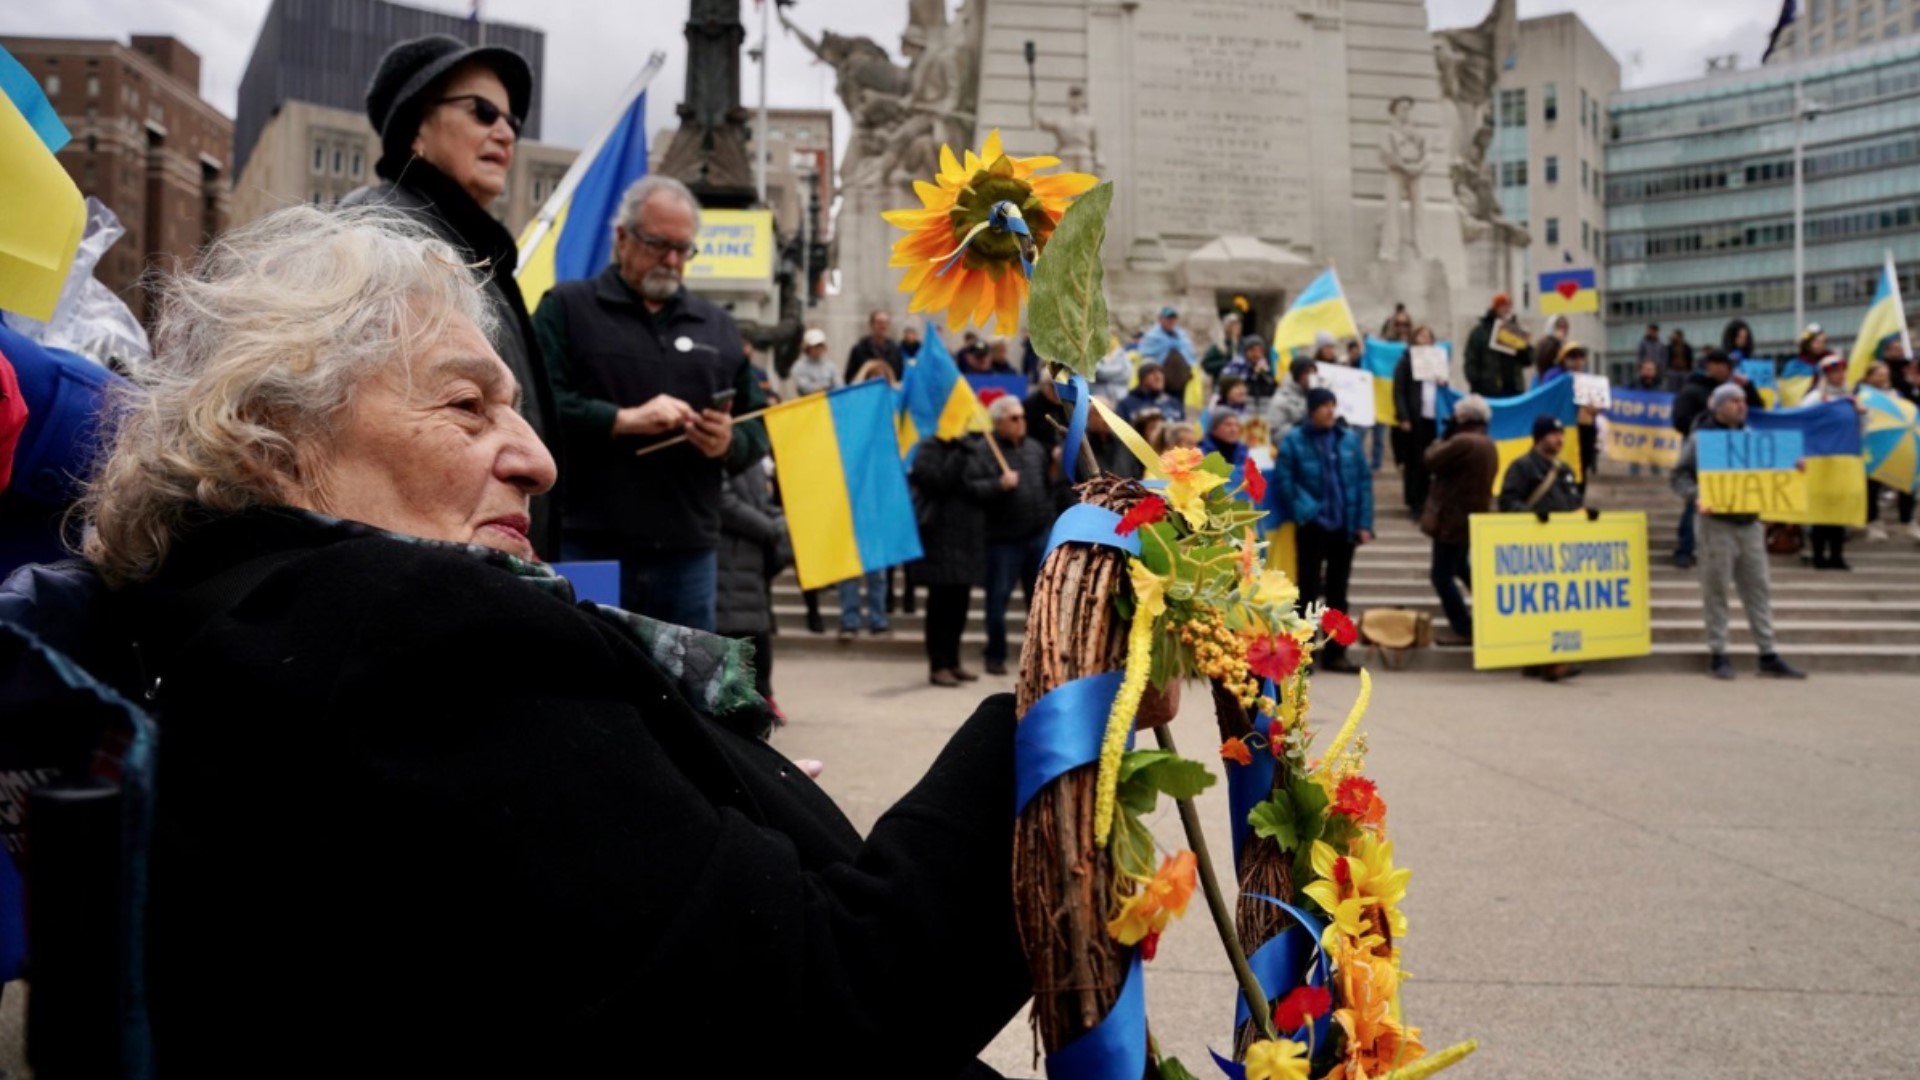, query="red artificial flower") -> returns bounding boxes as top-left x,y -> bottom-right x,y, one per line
1116,496 -> 1169,537
1243,463 -> 1267,505
1272,985 -> 1333,1031
1247,633 -> 1303,682
1320,608 -> 1358,647
1332,774 -> 1387,829
1220,736 -> 1254,766
1142,930 -> 1161,962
